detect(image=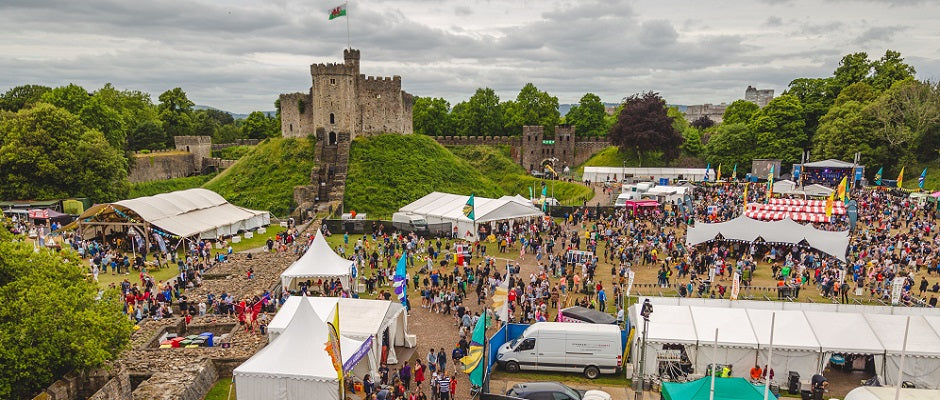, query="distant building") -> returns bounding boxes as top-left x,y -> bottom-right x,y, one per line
745,85 -> 774,108
684,103 -> 727,124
